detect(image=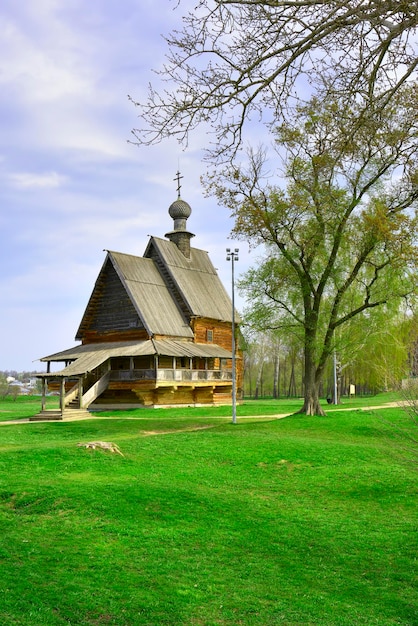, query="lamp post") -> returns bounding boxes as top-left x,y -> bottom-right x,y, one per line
226,248 -> 239,424
333,349 -> 338,405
